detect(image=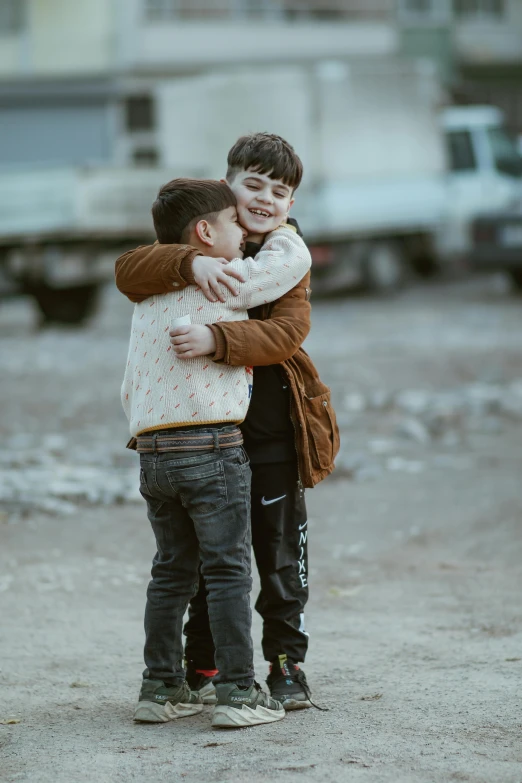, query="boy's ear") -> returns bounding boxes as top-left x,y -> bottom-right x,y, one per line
194,219 -> 214,247
219,177 -> 228,185
286,197 -> 295,219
